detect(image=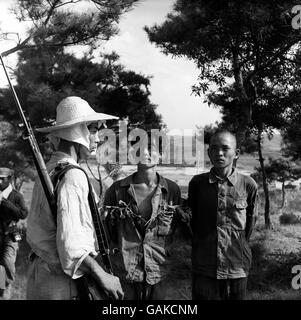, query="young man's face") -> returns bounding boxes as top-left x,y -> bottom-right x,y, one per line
88,122 -> 100,155
208,133 -> 239,169
0,176 -> 10,191
79,122 -> 100,161
129,136 -> 160,169
137,143 -> 160,169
